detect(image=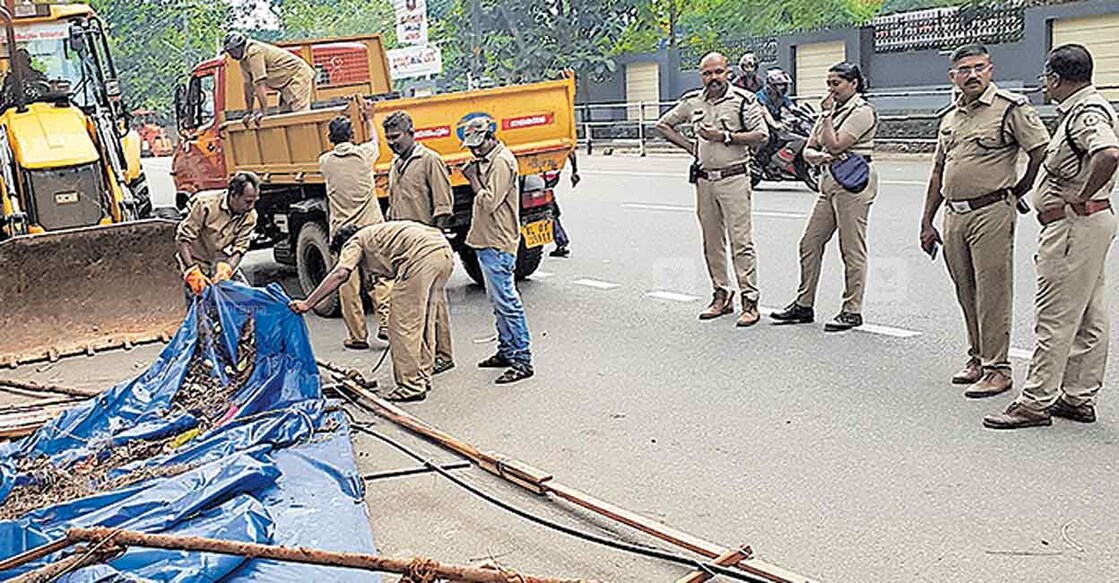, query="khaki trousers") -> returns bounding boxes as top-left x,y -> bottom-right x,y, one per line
386,249 -> 454,398
376,279 -> 453,362
942,198 -> 1016,371
795,169 -> 878,313
279,69 -> 314,112
339,272 -> 390,343
696,173 -> 758,302
1018,210 -> 1116,411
